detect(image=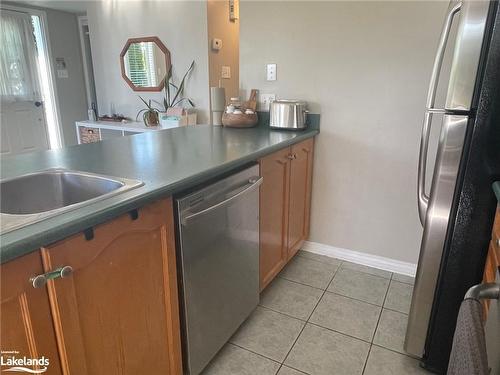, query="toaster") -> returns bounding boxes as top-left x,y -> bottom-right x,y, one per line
269,100 -> 308,130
